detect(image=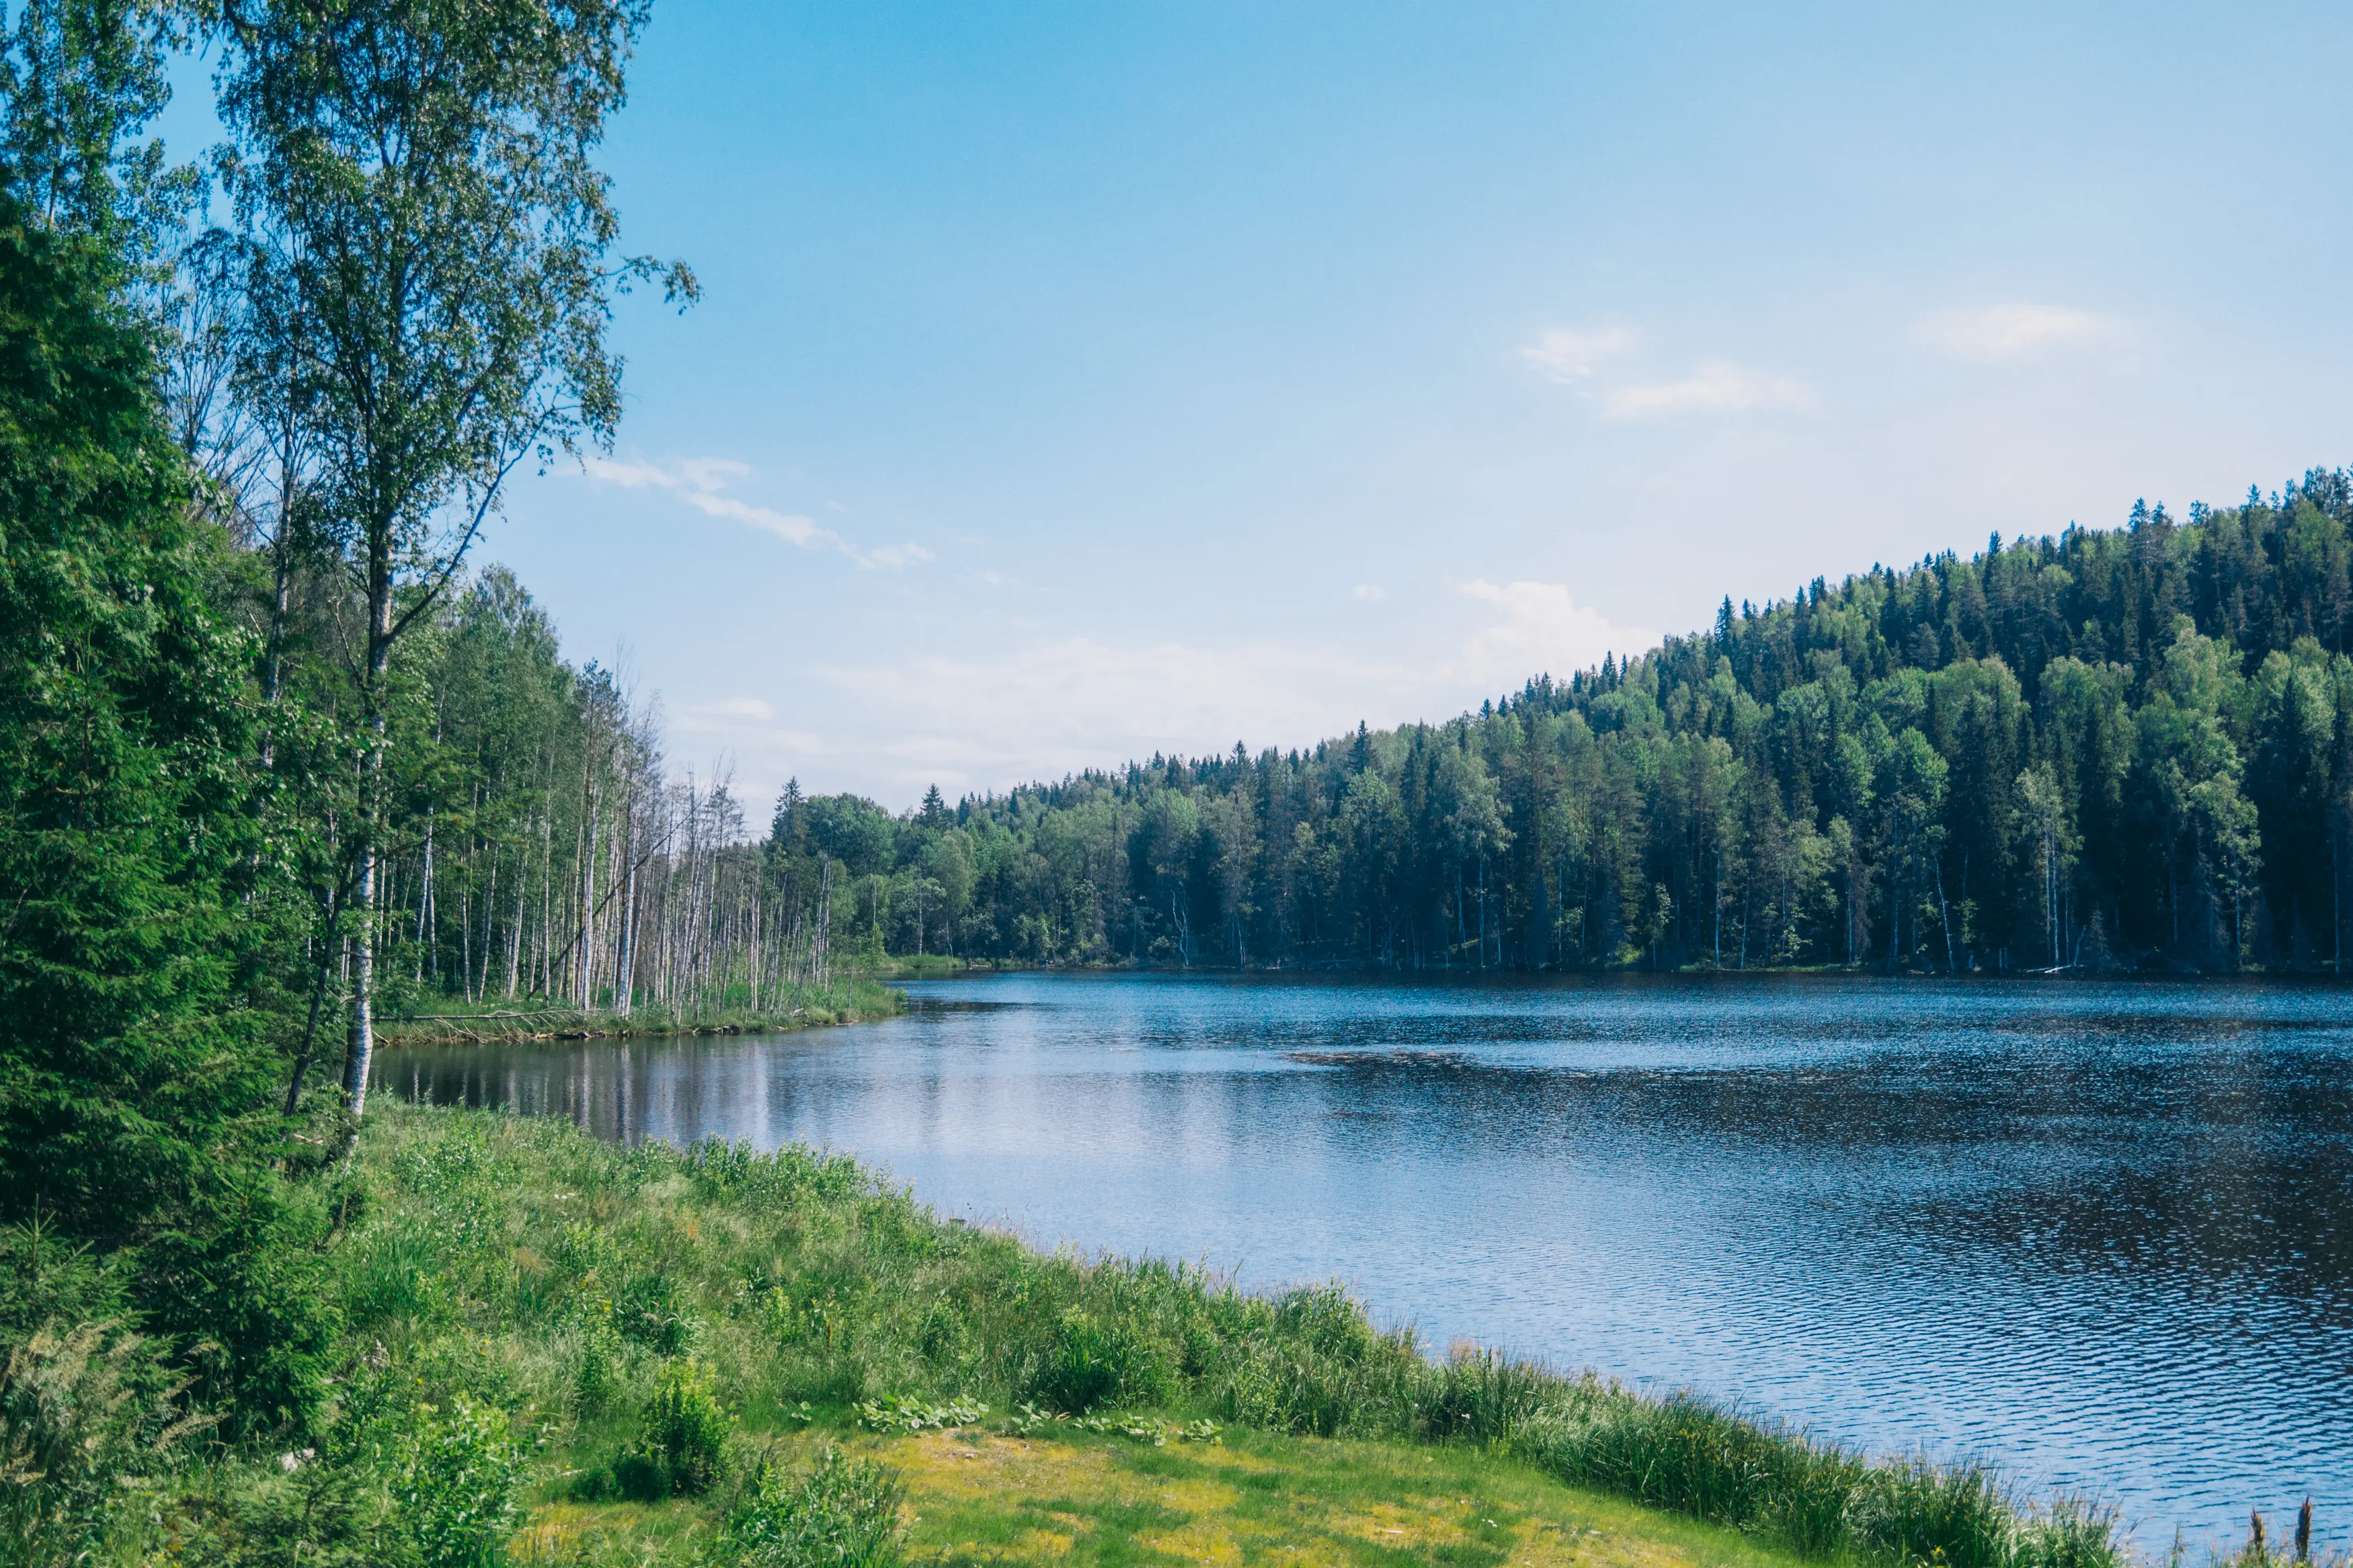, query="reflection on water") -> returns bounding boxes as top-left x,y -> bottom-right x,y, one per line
376,974 -> 2353,1553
